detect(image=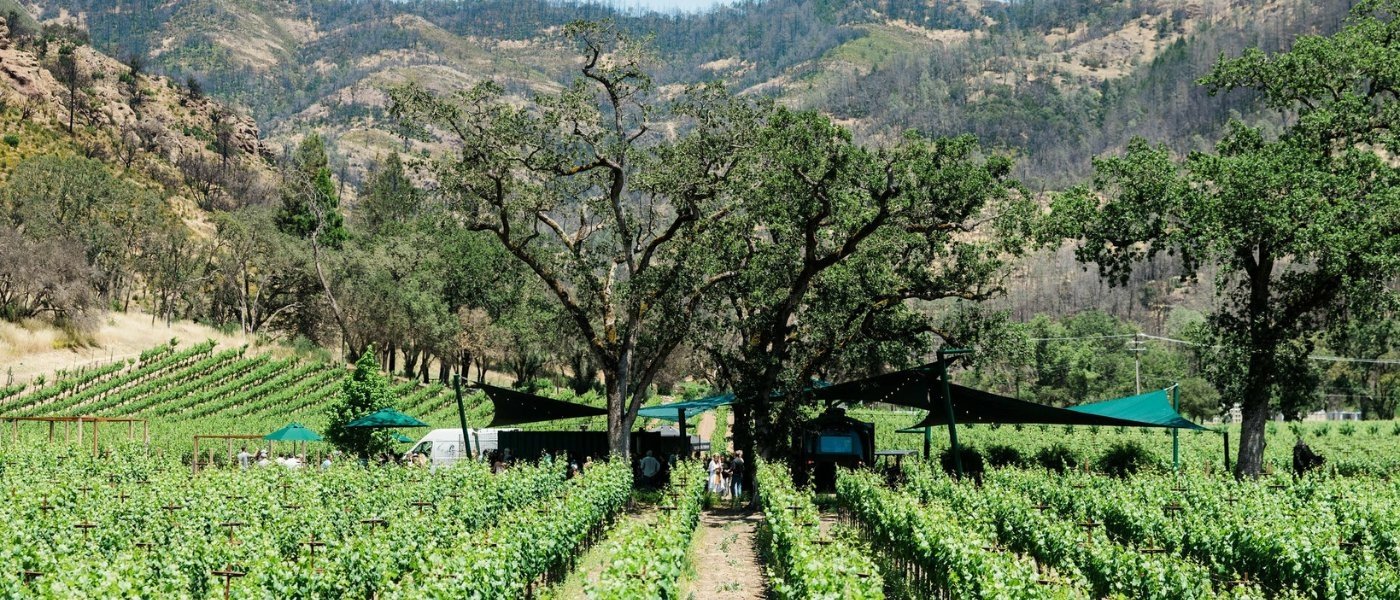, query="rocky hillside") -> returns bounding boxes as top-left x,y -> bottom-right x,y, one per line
0,13 -> 273,214
12,0 -> 1358,186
